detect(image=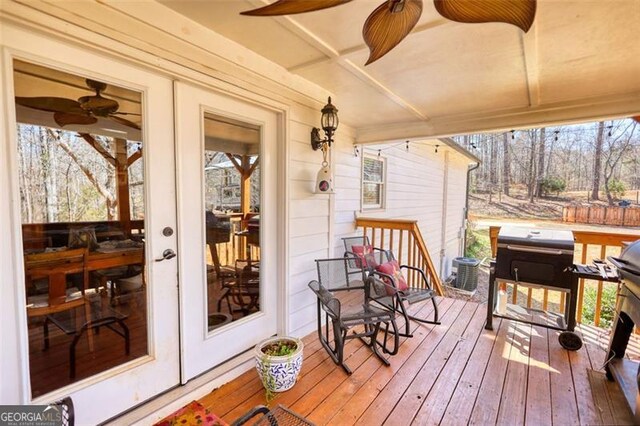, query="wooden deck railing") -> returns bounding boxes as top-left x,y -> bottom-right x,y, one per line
489,226 -> 640,327
355,217 -> 444,295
